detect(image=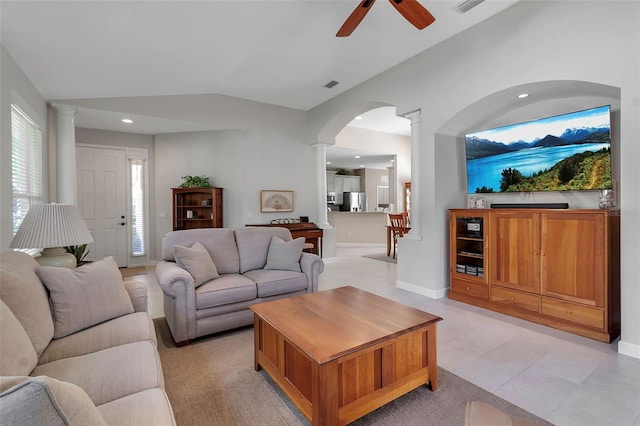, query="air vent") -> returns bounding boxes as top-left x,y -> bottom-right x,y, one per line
454,0 -> 484,14
324,80 -> 339,89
